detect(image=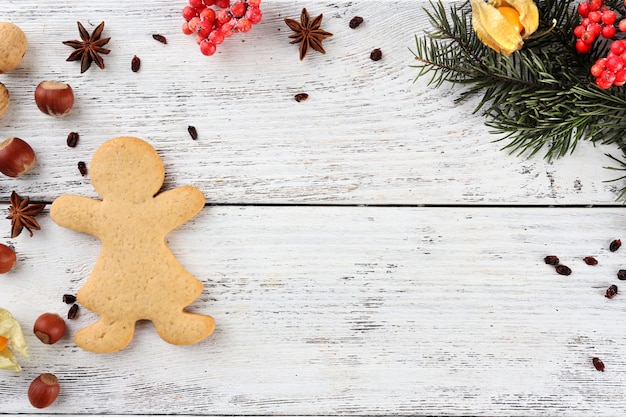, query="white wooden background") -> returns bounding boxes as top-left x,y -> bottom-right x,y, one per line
1,0 -> 626,416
